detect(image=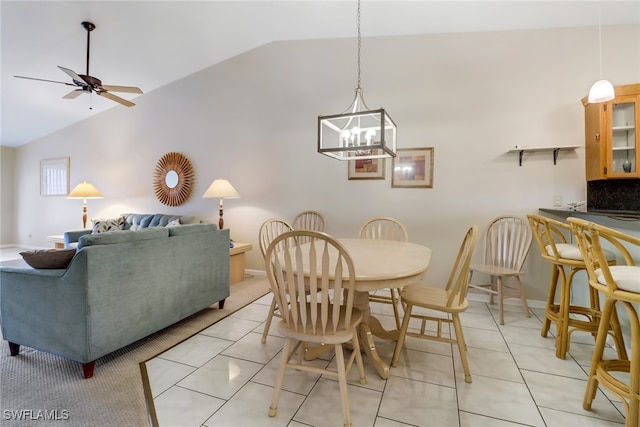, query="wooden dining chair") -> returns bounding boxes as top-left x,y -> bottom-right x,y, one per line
568,217 -> 639,427
358,217 -> 409,329
258,218 -> 293,344
265,230 -> 366,427
292,210 -> 325,232
392,225 -> 478,383
468,215 -> 532,325
528,214 -> 626,359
